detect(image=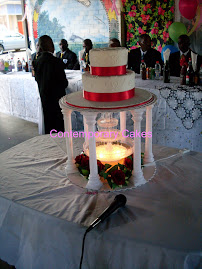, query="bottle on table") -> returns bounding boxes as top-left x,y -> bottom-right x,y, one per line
155,61 -> 161,80
193,70 -> 199,85
163,60 -> 170,83
140,60 -> 146,80
150,68 -> 155,80
28,58 -> 32,72
9,58 -> 15,72
186,58 -> 194,86
80,58 -> 86,73
22,58 -> 26,72
4,61 -> 9,71
199,65 -> 202,86
146,67 -> 150,80
17,58 -> 22,71
84,52 -> 90,72
180,65 -> 187,85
